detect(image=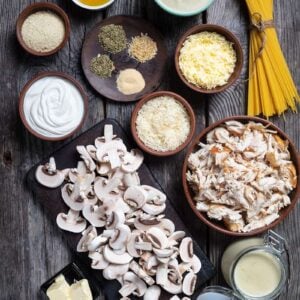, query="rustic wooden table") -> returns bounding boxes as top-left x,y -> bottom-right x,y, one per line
0,0 -> 299,299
